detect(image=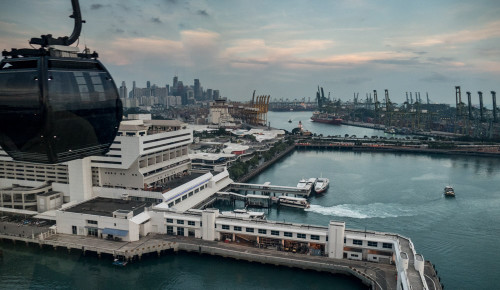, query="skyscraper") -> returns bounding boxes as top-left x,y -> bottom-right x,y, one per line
172,76 -> 178,95
119,81 -> 127,101
194,79 -> 201,100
